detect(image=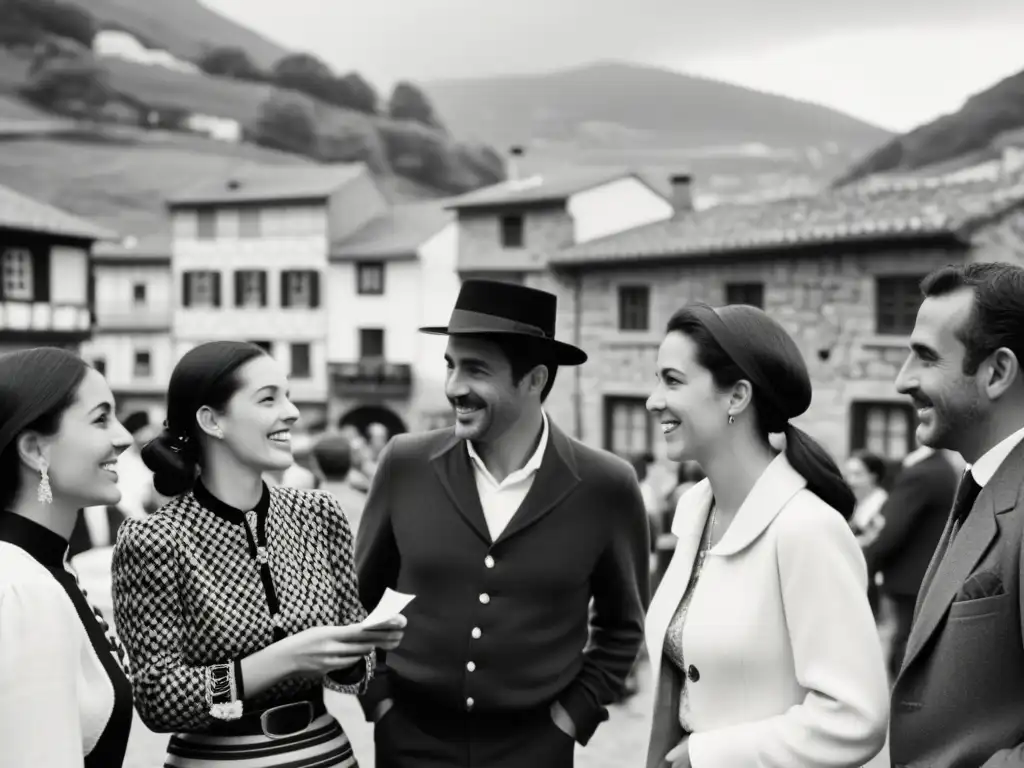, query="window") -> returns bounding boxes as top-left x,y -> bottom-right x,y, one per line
196,209 -> 217,240
132,282 -> 147,305
876,276 -> 925,335
291,343 -> 312,379
500,215 -> 524,248
618,285 -> 650,331
850,401 -> 916,459
356,261 -> 385,295
92,358 -> 106,376
1,247 -> 33,301
604,397 -> 658,458
359,328 -> 385,360
133,350 -> 152,378
239,208 -> 261,238
182,270 -> 221,308
235,270 -> 267,308
725,281 -> 764,309
281,270 -> 320,308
